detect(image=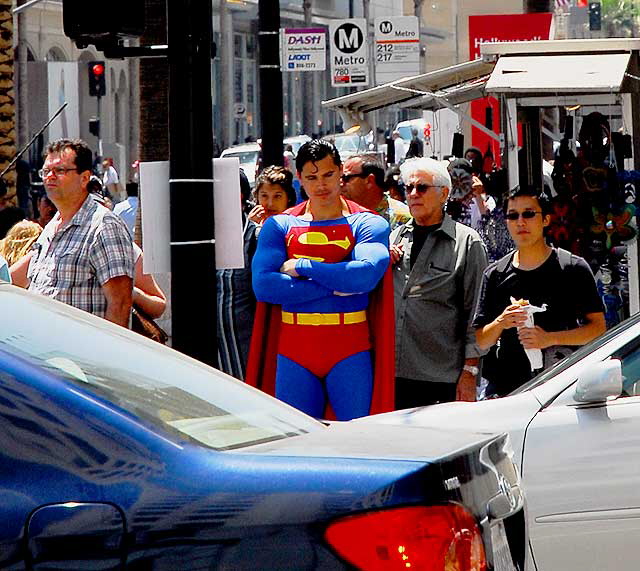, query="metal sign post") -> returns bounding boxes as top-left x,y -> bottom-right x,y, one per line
167,0 -> 217,366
